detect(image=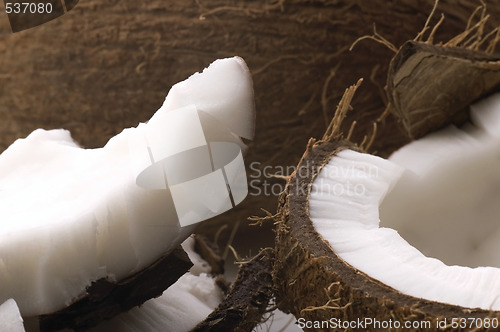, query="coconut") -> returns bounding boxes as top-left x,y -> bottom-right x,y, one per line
273,9 -> 500,330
